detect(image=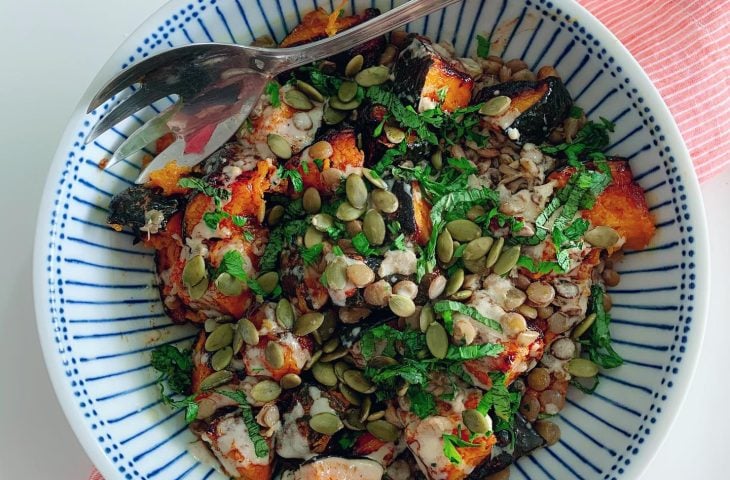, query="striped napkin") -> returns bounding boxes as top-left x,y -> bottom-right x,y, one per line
87,2 -> 728,479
